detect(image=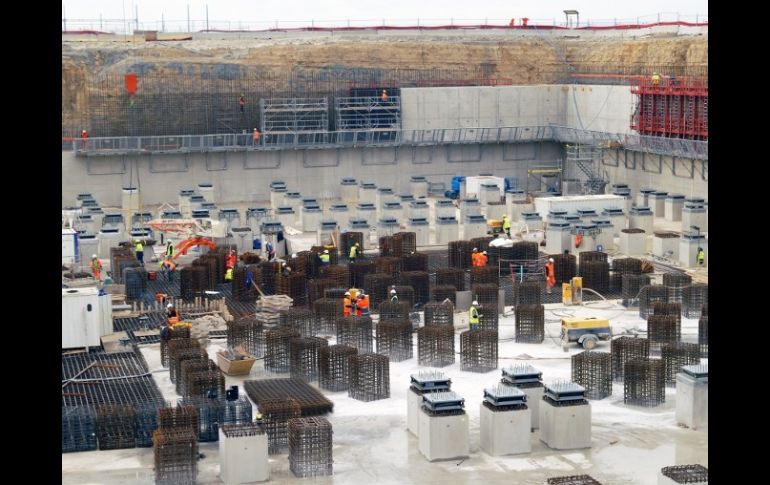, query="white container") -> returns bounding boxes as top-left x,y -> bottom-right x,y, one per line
230,227 -> 253,254
341,178 -> 358,205
62,287 -> 113,349
359,182 -> 377,204
121,187 -> 139,213
407,218 -> 430,246
460,199 -> 481,220
533,195 -> 625,220
218,427 -> 269,484
664,194 -> 685,221
410,176 -> 429,198
464,176 -> 505,199
62,229 -> 78,265
198,183 -> 216,203
436,217 -> 459,245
